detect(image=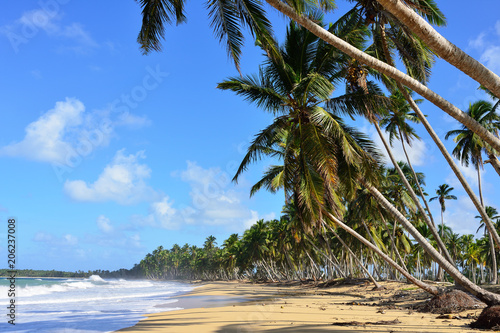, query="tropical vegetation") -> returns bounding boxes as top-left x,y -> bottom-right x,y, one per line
132,0 -> 500,306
